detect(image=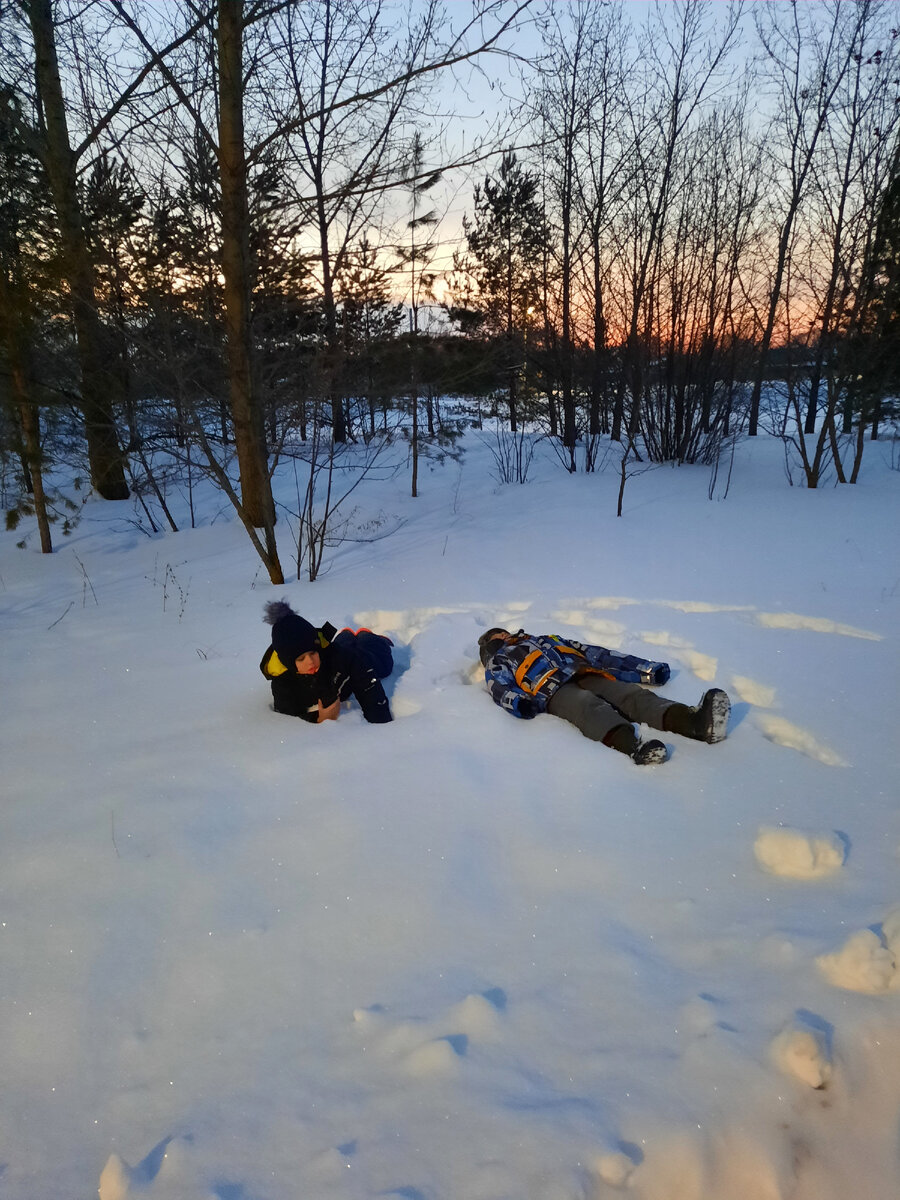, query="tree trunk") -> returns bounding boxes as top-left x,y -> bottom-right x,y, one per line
216,0 -> 279,561
28,0 -> 129,500
19,397 -> 52,553
411,396 -> 419,498
559,216 -> 576,465
589,227 -> 605,439
507,358 -> 518,433
0,266 -> 51,551
315,201 -> 346,444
